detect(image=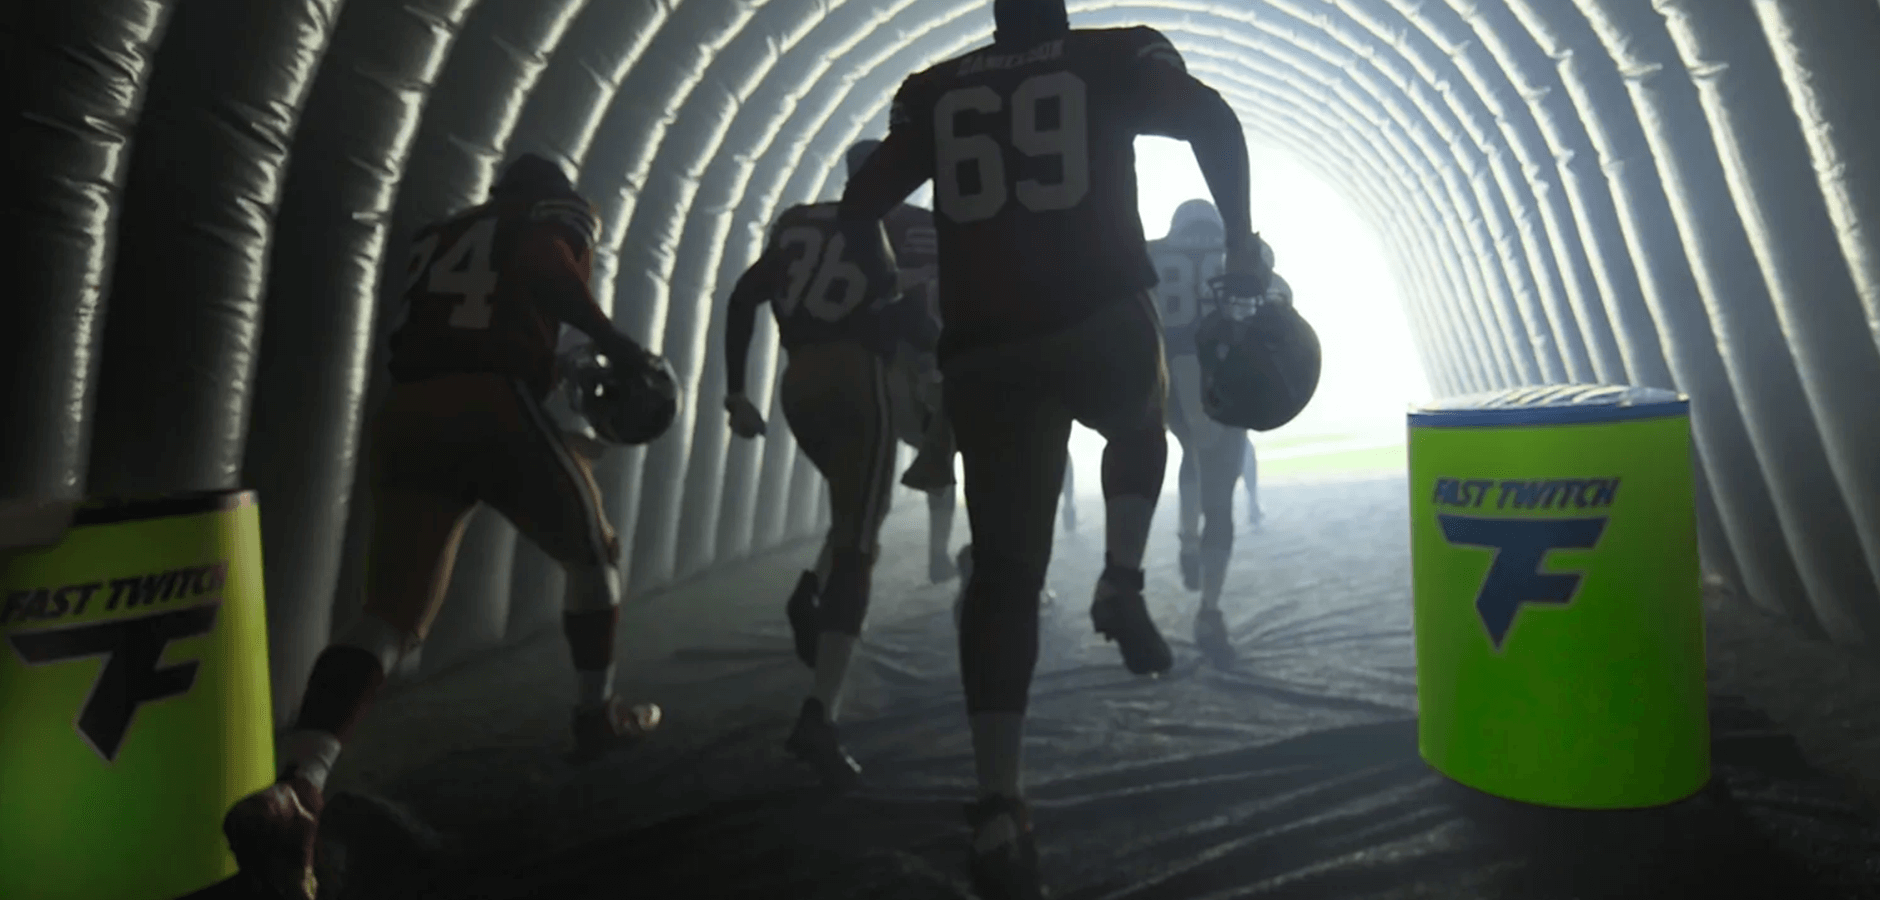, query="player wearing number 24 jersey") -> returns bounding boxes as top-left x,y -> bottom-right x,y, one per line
222,155 -> 663,900
839,3 -> 1264,898
721,195 -> 910,790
